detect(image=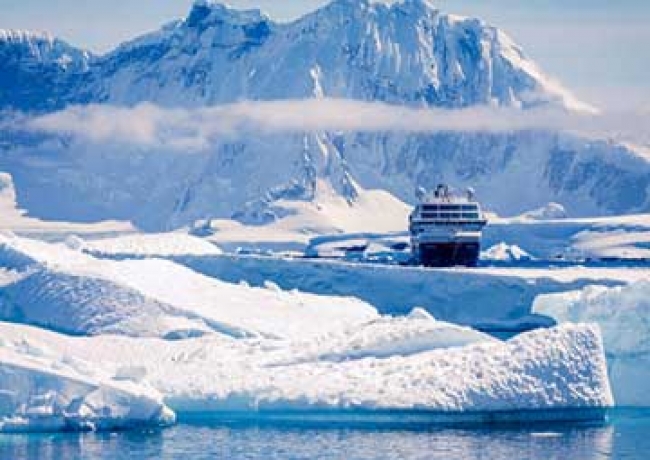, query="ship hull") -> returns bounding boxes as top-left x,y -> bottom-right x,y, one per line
416,242 -> 480,268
